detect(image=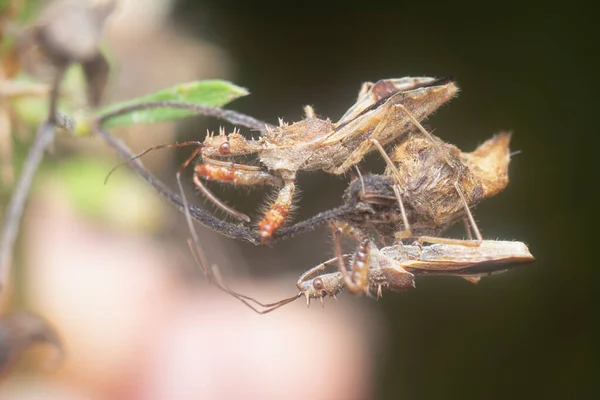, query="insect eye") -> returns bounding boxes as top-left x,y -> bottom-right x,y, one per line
313,277 -> 324,290
219,142 -> 231,155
